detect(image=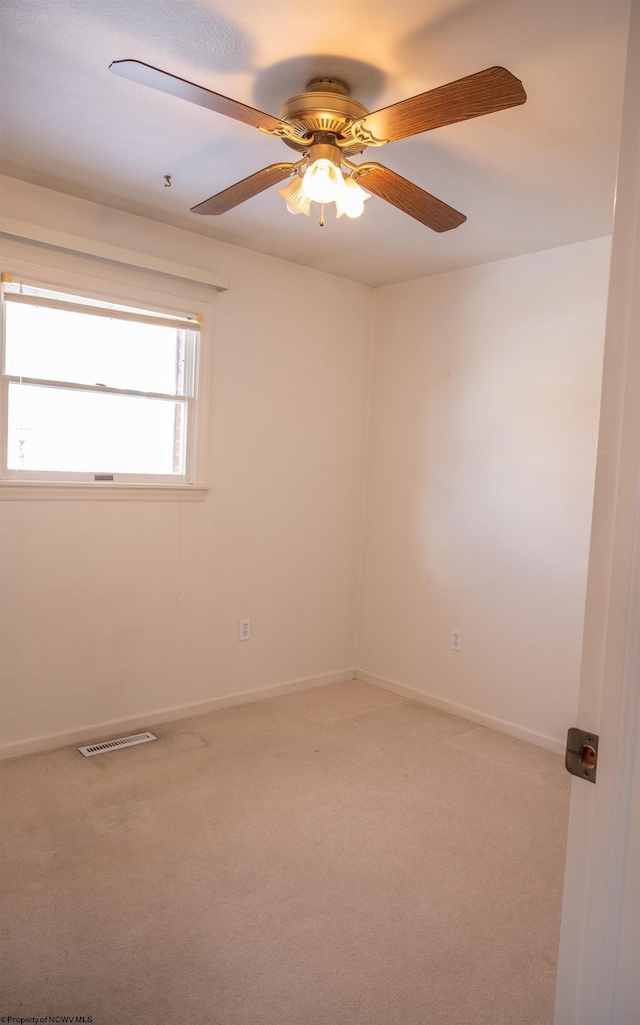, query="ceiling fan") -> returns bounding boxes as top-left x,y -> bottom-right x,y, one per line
109,60 -> 527,230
